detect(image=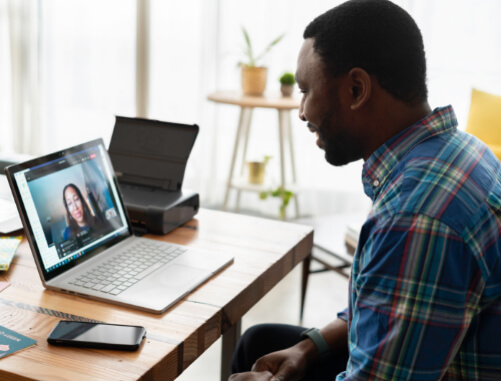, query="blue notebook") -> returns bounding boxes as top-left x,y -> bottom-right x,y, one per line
0,325 -> 37,359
